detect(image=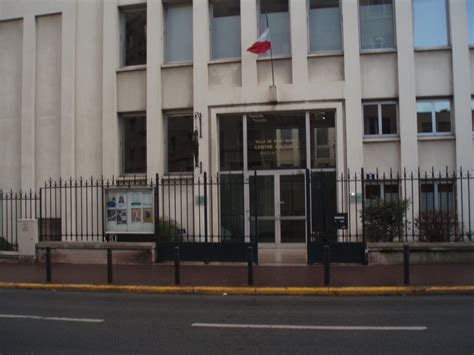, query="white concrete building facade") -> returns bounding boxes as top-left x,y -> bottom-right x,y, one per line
1,0 -> 474,247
